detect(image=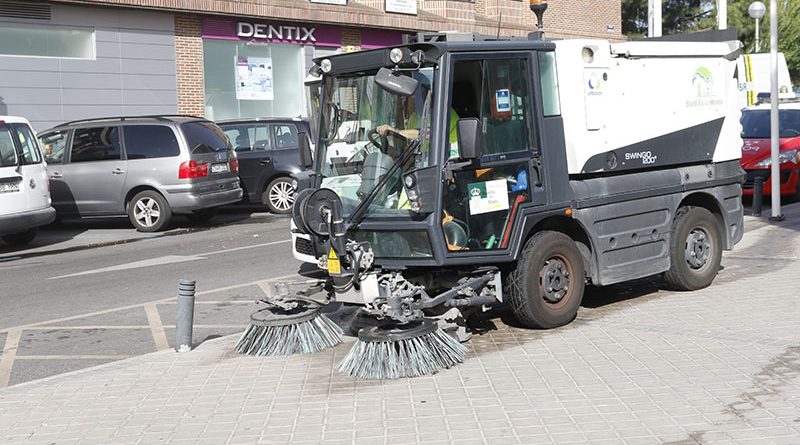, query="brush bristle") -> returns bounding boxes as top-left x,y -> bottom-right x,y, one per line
235,313 -> 343,356
338,328 -> 467,379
